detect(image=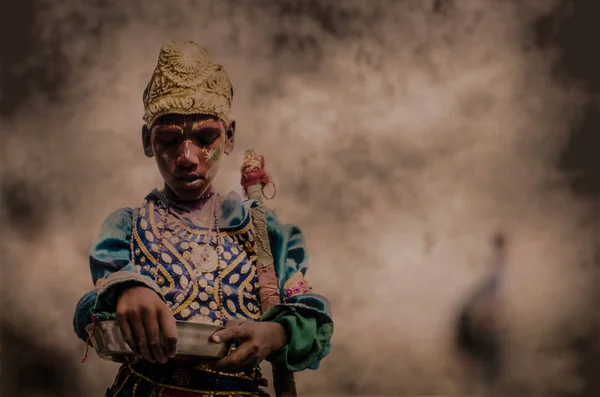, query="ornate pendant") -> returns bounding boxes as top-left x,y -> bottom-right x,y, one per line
191,245 -> 219,272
